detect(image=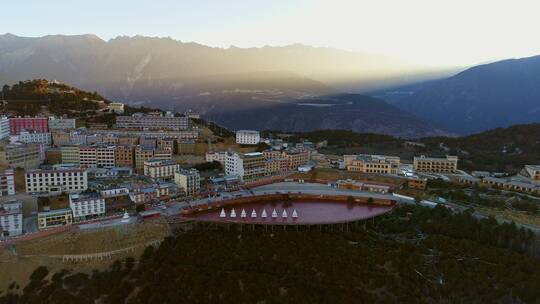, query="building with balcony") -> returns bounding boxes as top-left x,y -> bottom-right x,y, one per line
60,145 -> 81,165
235,130 -> 260,145
174,168 -> 200,198
25,165 -> 88,194
115,113 -> 190,130
37,208 -> 73,230
225,152 -> 265,182
413,155 -> 458,174
114,145 -> 134,167
144,159 -> 180,181
69,192 -> 105,221
346,154 -> 400,175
